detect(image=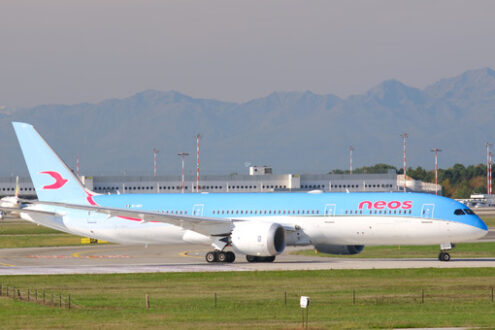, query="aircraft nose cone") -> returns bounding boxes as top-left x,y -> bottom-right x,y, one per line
474,215 -> 489,232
